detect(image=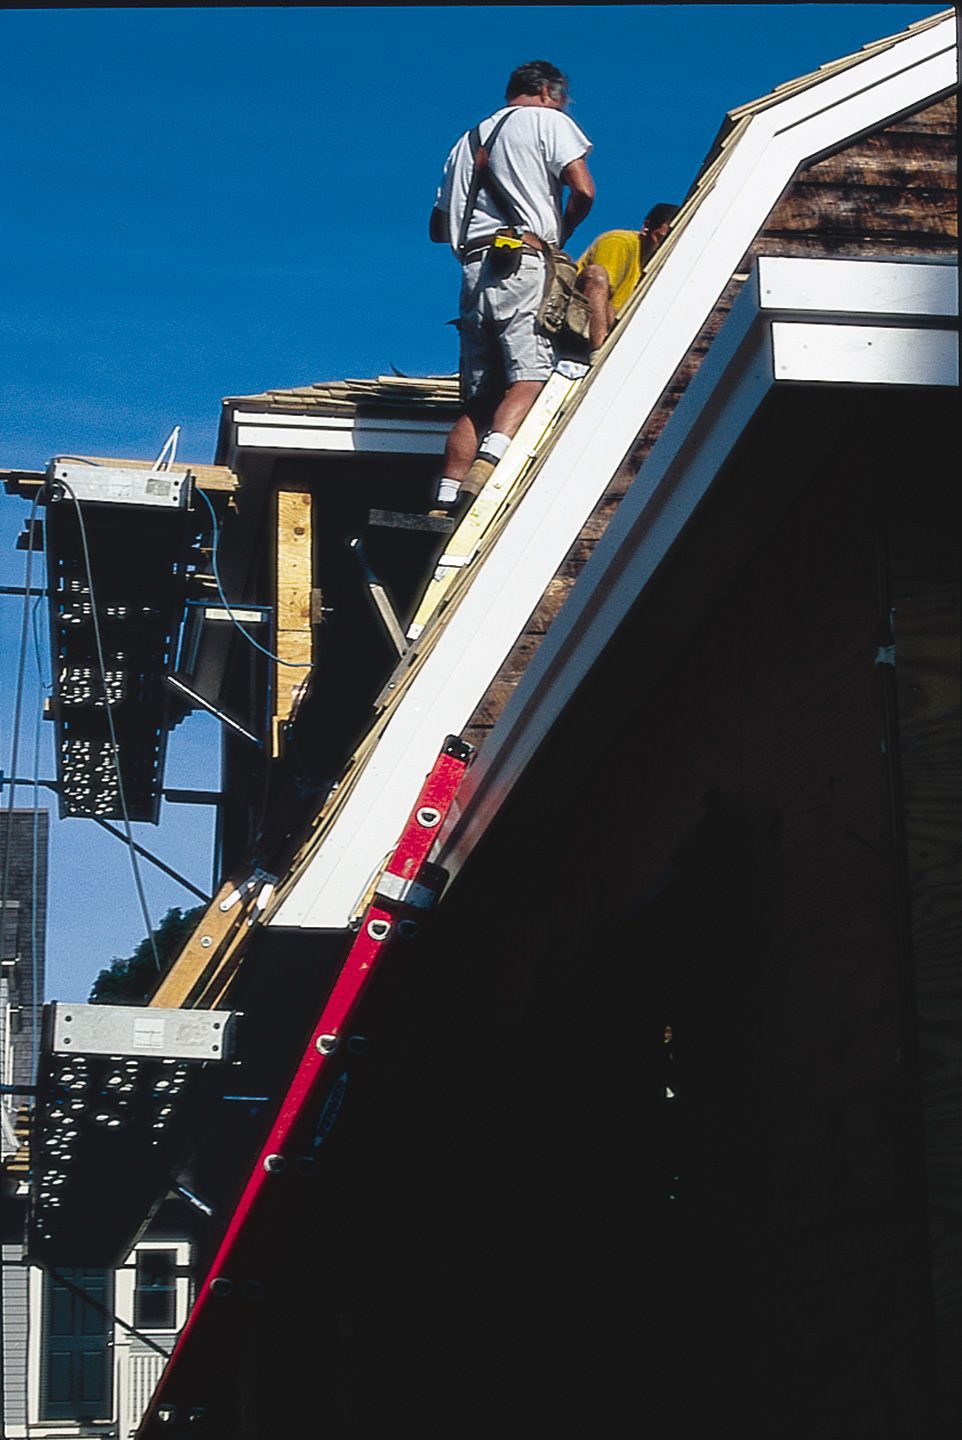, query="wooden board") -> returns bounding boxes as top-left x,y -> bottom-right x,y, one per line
149,877 -> 260,1009
272,489 -> 314,757
75,457 -> 238,492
